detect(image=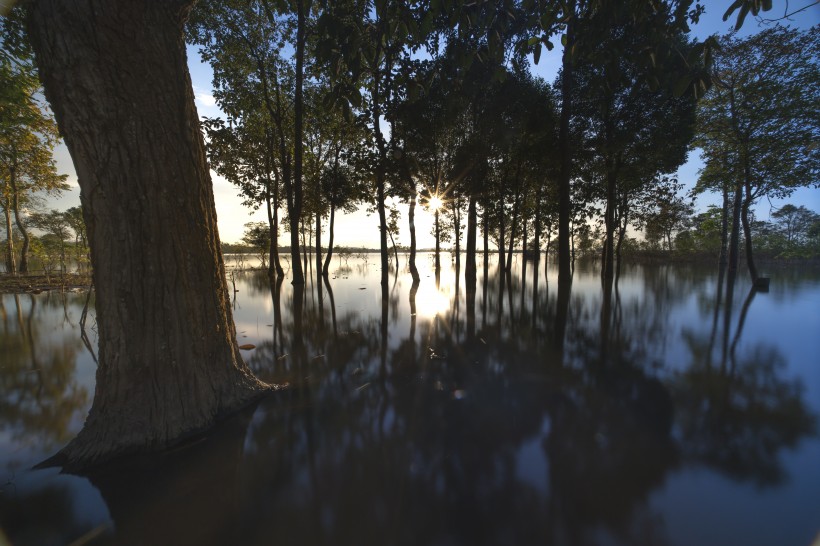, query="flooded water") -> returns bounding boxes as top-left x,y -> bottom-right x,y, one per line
1,253 -> 819,546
